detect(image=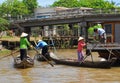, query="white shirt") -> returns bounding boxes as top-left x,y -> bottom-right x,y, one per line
97,28 -> 105,36
94,28 -> 105,36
